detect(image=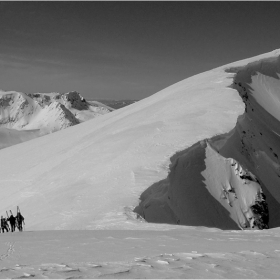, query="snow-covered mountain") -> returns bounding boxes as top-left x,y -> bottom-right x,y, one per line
1,50 -> 280,231
0,90 -> 113,149
135,51 -> 280,230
